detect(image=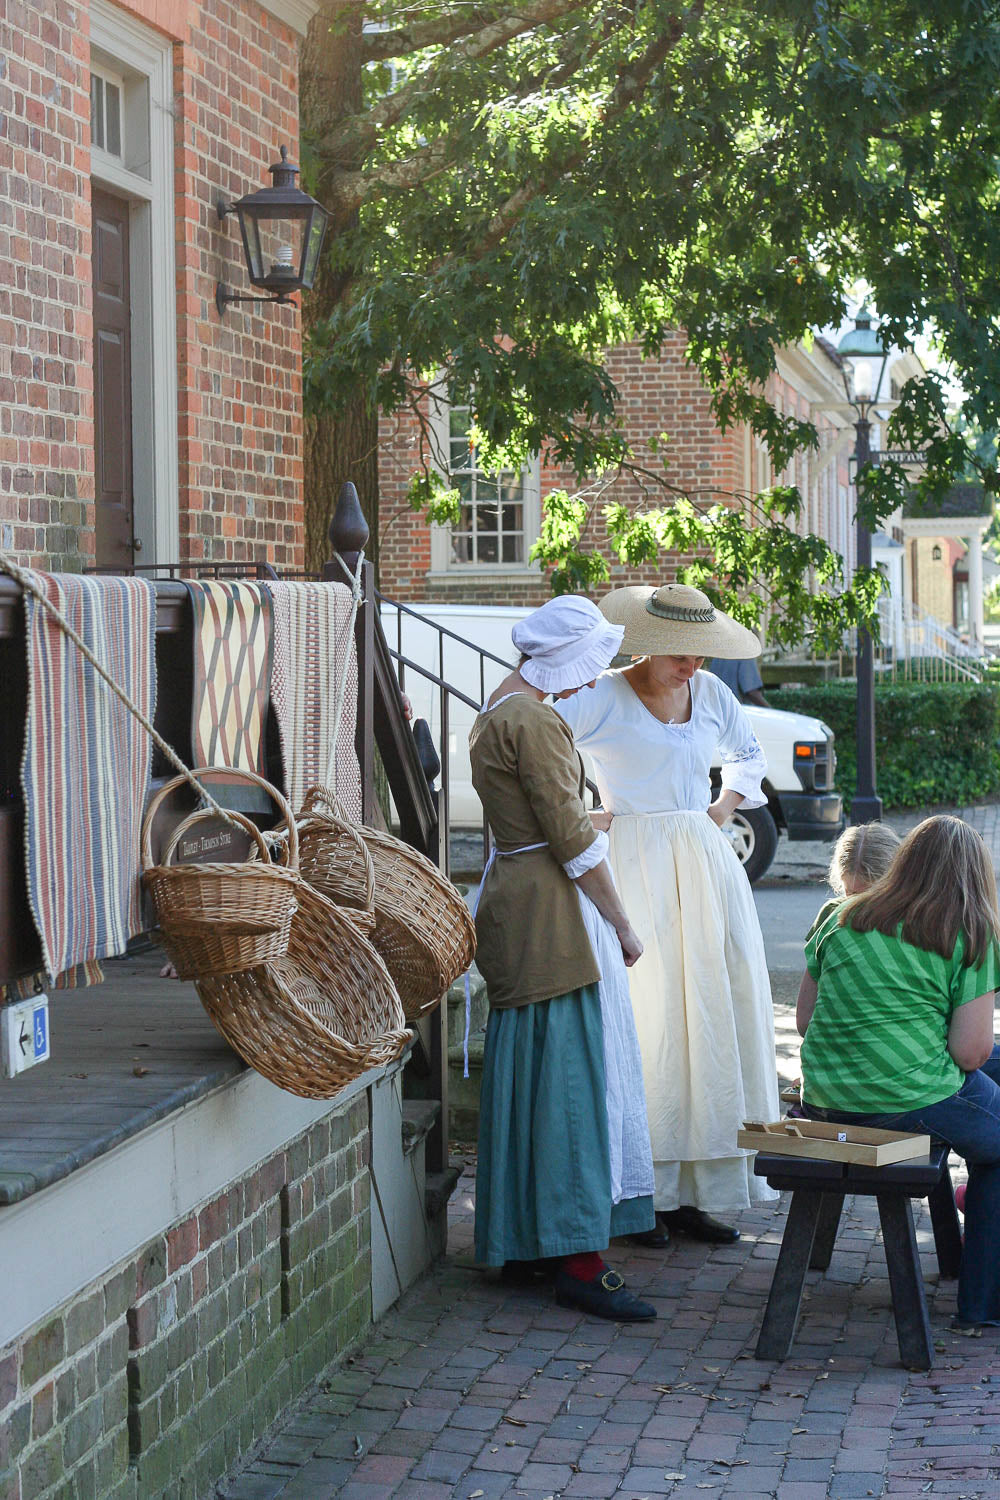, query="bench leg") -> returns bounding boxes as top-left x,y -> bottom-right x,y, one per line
809,1193 -> 843,1271
876,1192 -> 934,1371
756,1189 -> 824,1361
927,1165 -> 963,1281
